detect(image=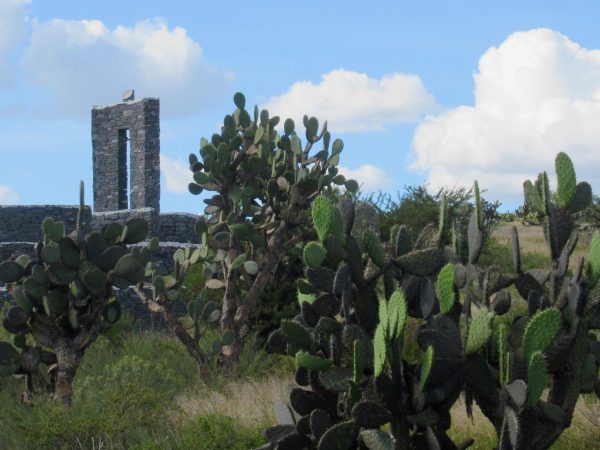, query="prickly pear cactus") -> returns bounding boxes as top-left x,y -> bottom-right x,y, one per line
455,152 -> 600,449
0,182 -> 153,404
261,152 -> 600,450
261,195 -> 480,450
185,92 -> 358,363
